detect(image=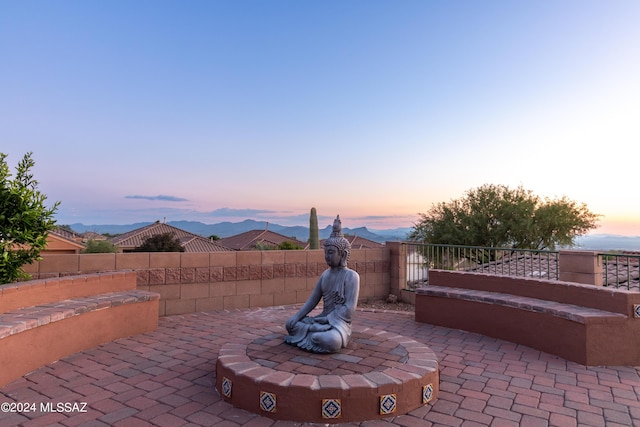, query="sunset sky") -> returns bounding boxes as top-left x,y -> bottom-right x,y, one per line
2,1 -> 640,234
